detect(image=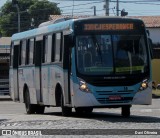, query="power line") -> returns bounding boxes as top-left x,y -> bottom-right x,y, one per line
59,1 -> 104,9
110,0 -> 160,5
111,0 -> 160,2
